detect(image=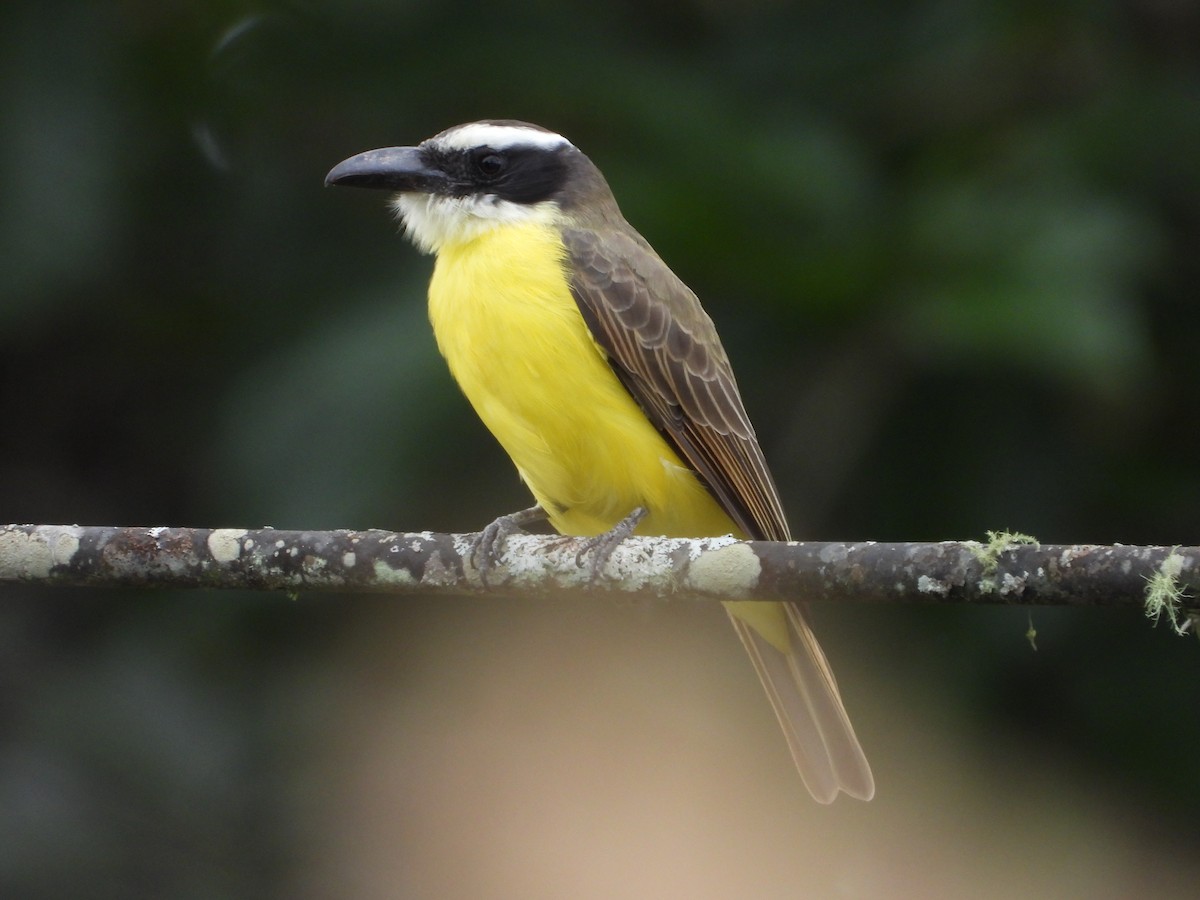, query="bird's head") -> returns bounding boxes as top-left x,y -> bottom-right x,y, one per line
326,120 -> 608,254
